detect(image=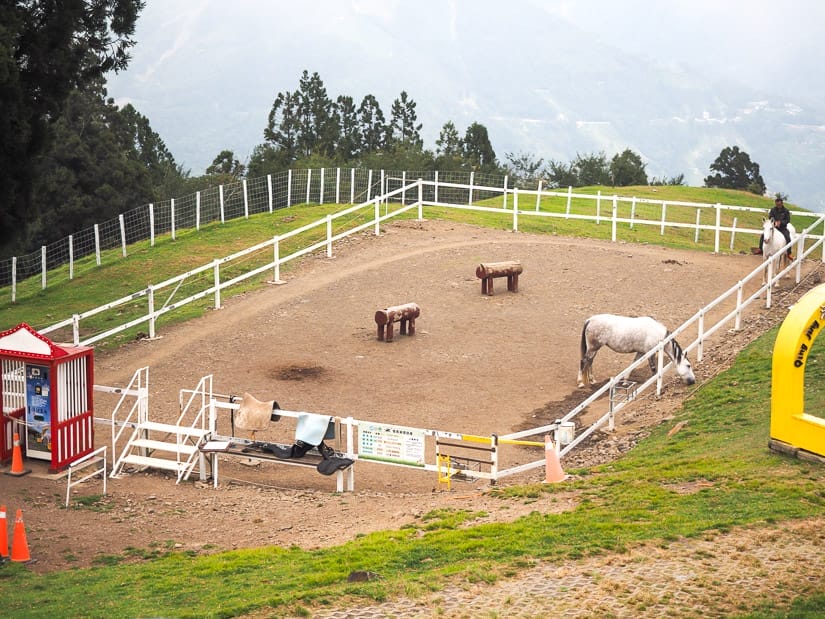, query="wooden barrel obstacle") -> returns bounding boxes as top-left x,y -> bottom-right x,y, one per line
475,261 -> 523,296
374,302 -> 420,342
